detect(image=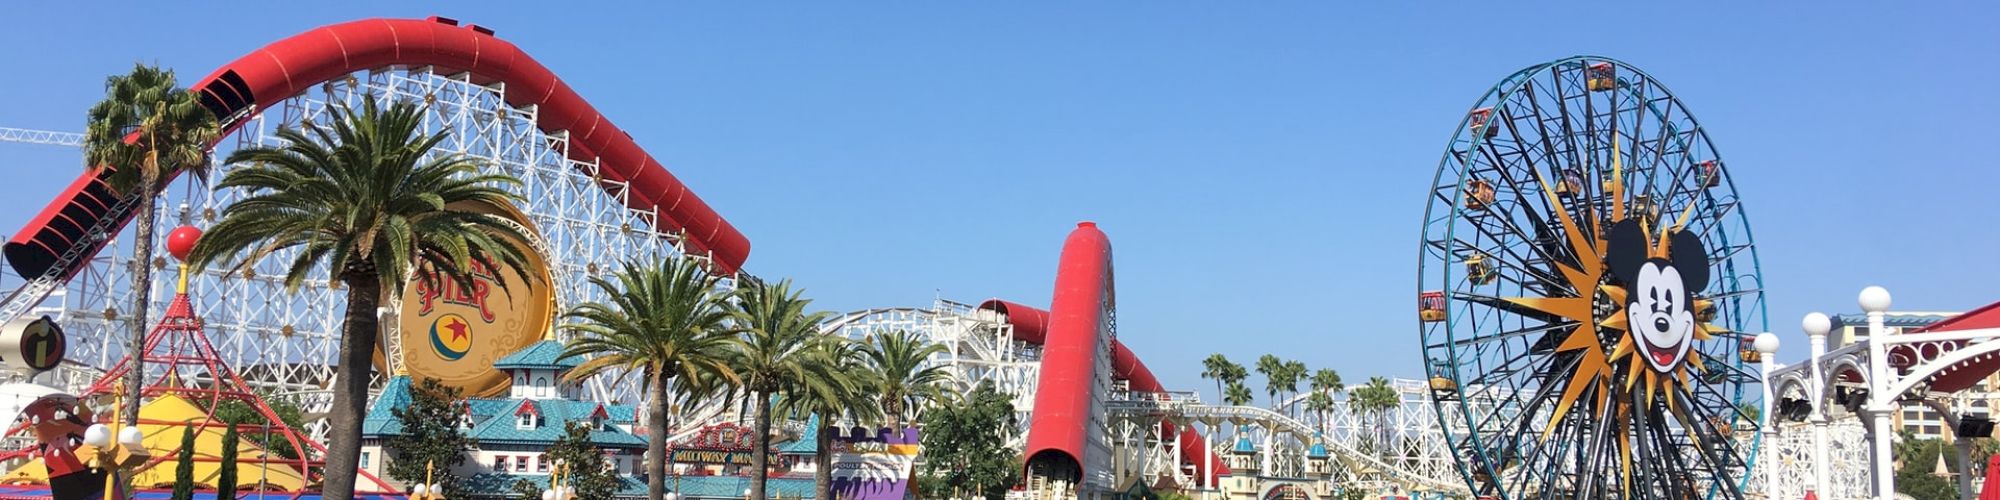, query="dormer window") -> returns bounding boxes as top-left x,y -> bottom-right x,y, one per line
515,401 -> 542,429
589,404 -> 612,431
